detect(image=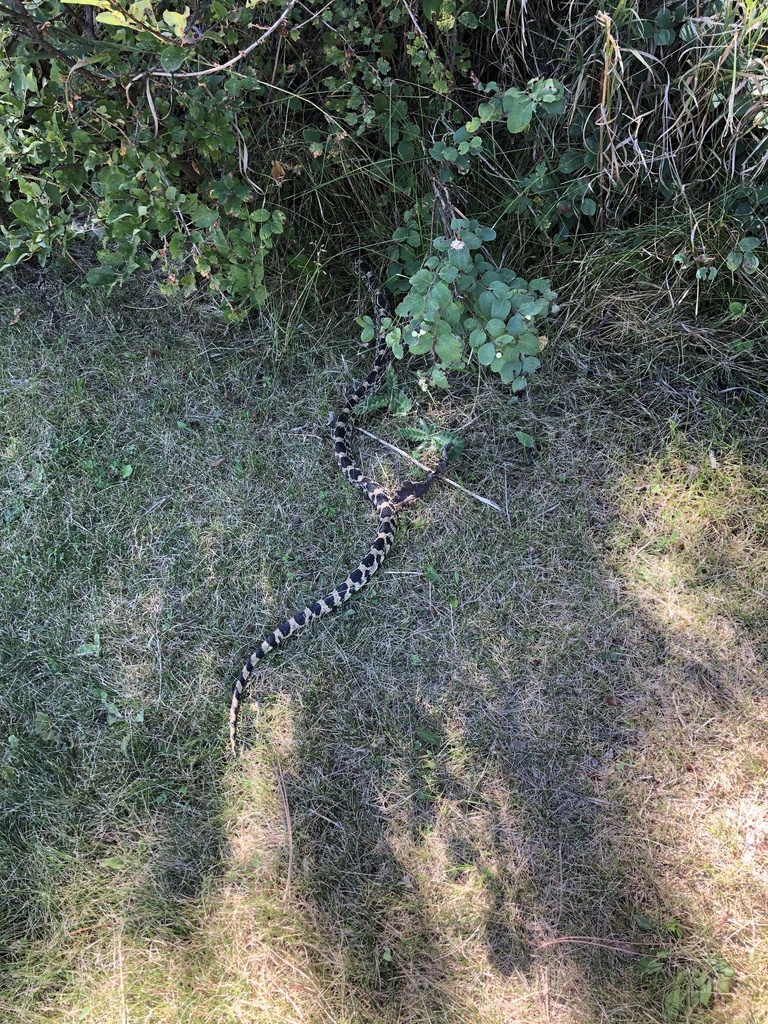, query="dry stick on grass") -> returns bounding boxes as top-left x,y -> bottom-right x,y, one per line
537,935 -> 658,956
273,757 -> 294,902
356,426 -> 503,513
